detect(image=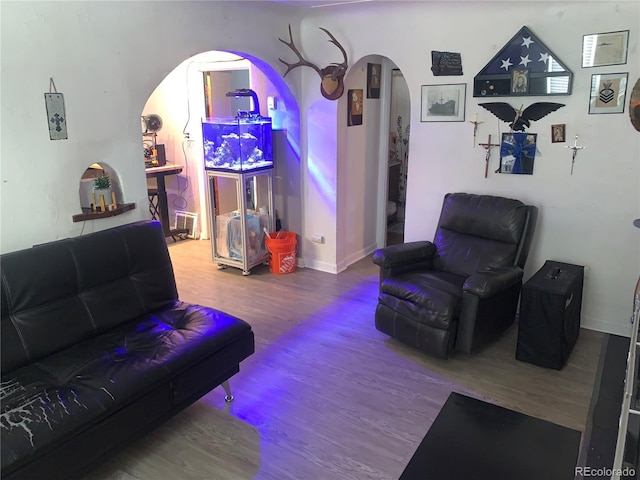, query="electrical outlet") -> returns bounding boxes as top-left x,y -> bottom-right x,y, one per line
311,234 -> 324,244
